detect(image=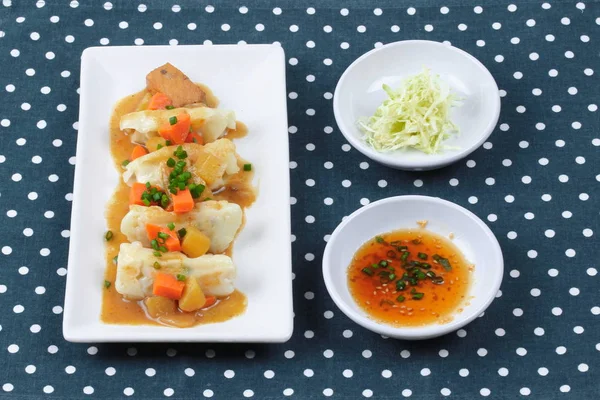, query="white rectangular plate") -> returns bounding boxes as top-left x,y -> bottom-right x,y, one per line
63,44 -> 293,342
